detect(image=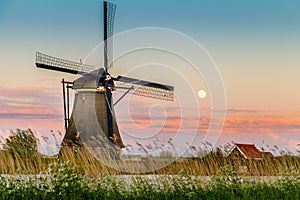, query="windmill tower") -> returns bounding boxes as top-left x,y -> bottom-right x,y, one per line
36,1 -> 174,159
